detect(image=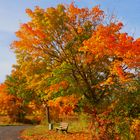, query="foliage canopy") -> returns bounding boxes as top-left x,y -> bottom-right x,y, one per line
5,3 -> 140,115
